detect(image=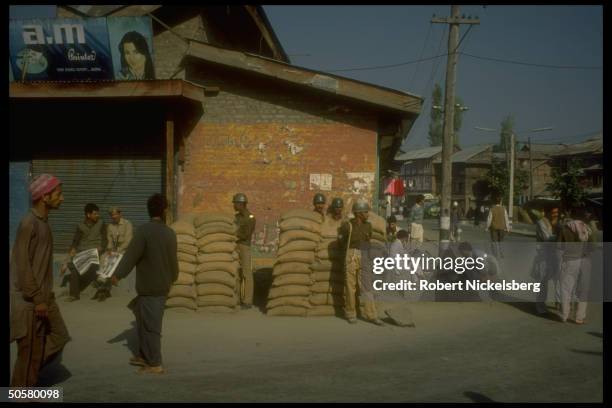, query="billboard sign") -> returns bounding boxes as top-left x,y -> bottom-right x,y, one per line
9,16 -> 154,81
